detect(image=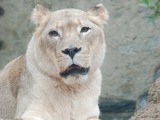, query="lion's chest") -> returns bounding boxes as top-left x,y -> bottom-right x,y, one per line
19,72 -> 100,120
47,91 -> 97,120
